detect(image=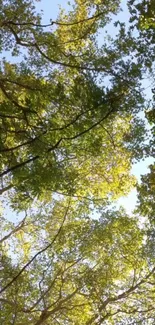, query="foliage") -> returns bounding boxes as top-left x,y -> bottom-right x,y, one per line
130,0 -> 155,30
0,0 -> 147,210
136,163 -> 155,220
0,0 -> 155,324
1,200 -> 154,325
